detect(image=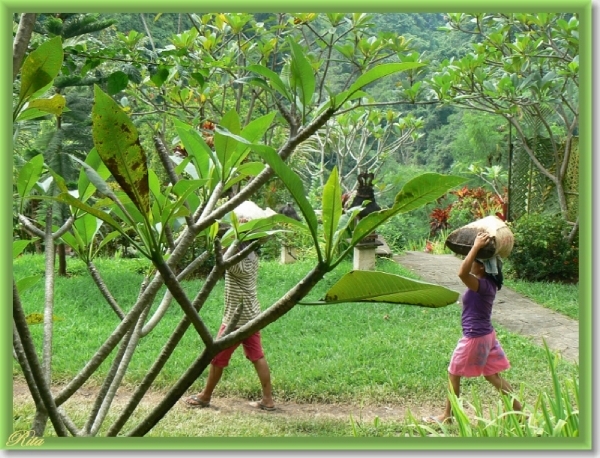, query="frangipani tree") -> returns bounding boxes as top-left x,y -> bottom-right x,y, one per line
13,14 -> 466,439
429,13 -> 579,230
